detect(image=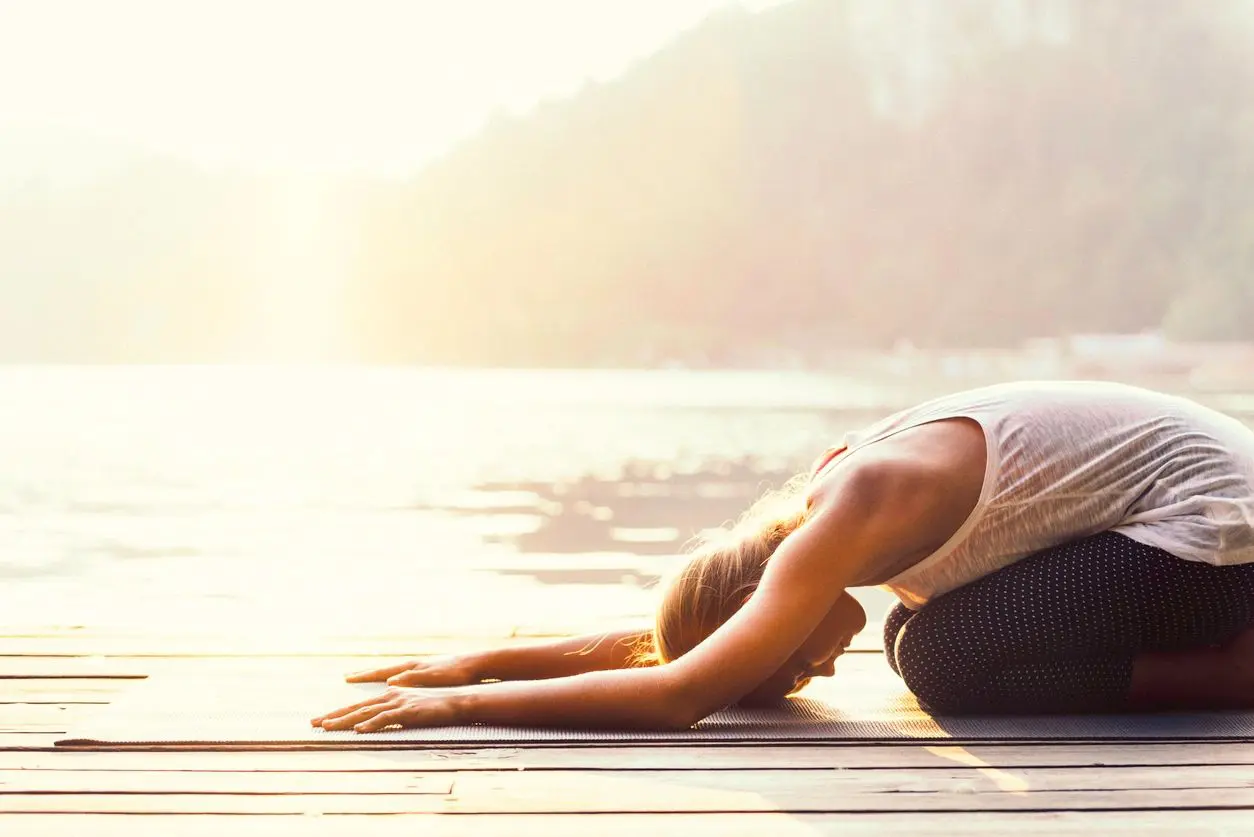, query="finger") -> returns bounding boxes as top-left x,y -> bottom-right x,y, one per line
310,691 -> 395,726
387,670 -> 431,687
346,662 -> 412,683
320,701 -> 399,731
312,692 -> 390,724
355,708 -> 408,733
392,667 -> 469,687
313,700 -> 390,728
